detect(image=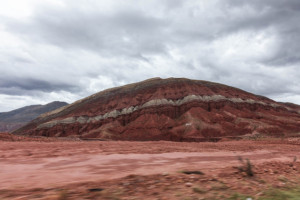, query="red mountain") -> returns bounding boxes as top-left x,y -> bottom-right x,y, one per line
13,78 -> 300,141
